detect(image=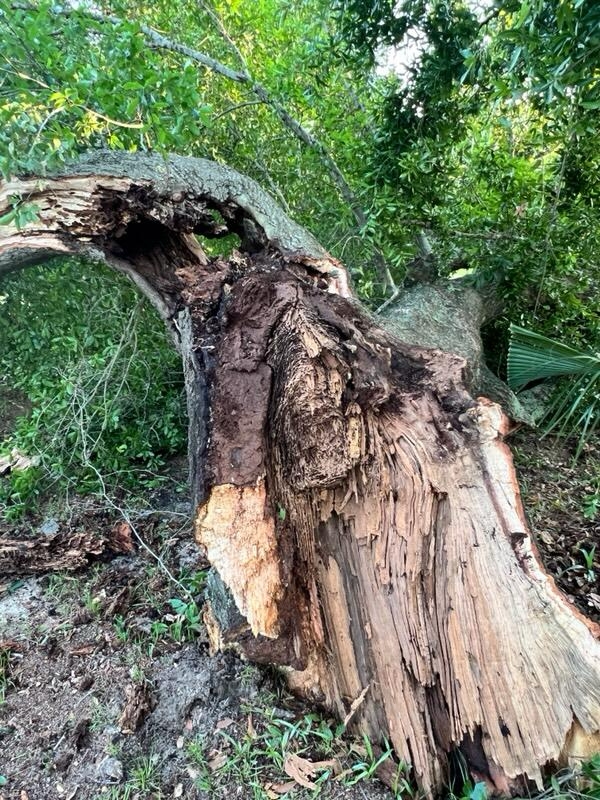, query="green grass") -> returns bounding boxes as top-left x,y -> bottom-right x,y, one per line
185,706 -> 412,799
